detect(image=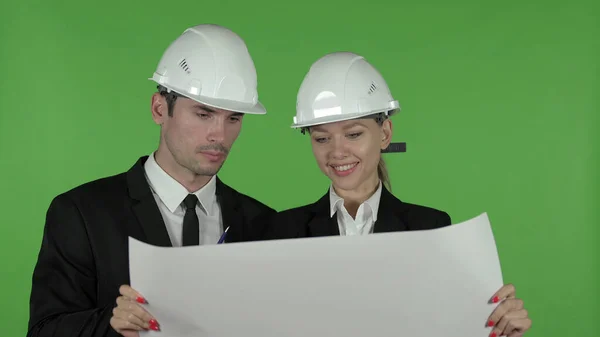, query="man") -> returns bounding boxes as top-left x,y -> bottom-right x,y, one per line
27,24 -> 275,337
